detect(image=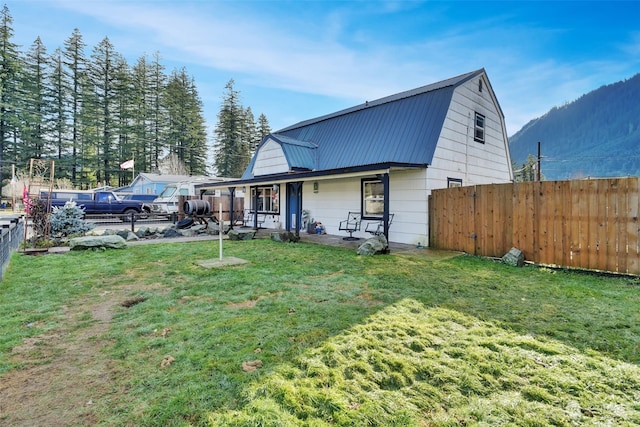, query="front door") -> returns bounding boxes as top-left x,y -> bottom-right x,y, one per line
286,182 -> 302,232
